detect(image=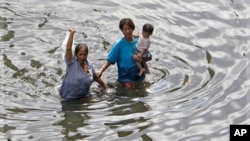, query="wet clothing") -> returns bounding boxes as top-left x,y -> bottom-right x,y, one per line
106,37 -> 145,83
136,35 -> 150,51
135,49 -> 152,59
60,57 -> 94,99
135,35 -> 152,59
